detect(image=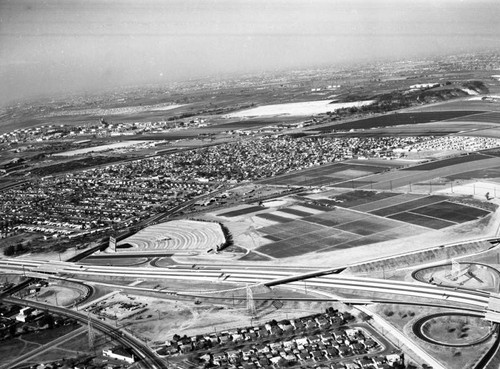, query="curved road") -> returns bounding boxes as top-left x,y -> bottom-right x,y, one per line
3,297 -> 166,369
0,258 -> 492,311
